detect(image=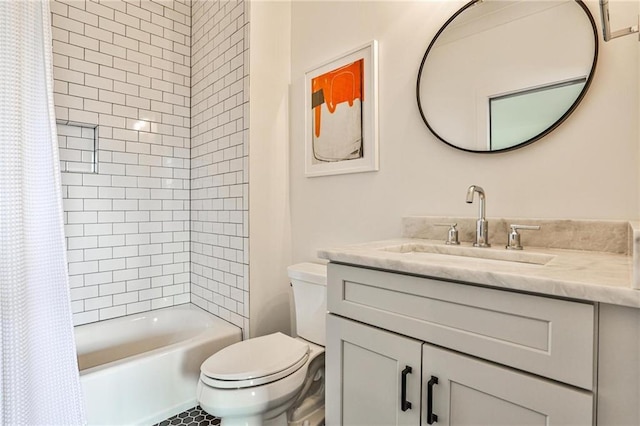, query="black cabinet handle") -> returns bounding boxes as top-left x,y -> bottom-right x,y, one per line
426,375 -> 439,424
401,366 -> 412,411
